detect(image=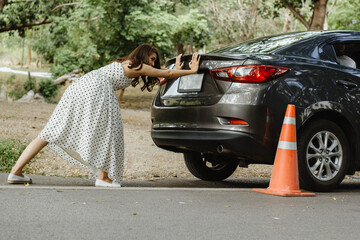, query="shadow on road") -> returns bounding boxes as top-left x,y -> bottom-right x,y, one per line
128,178 -> 360,193
127,178 -> 271,189
1,173 -> 360,192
